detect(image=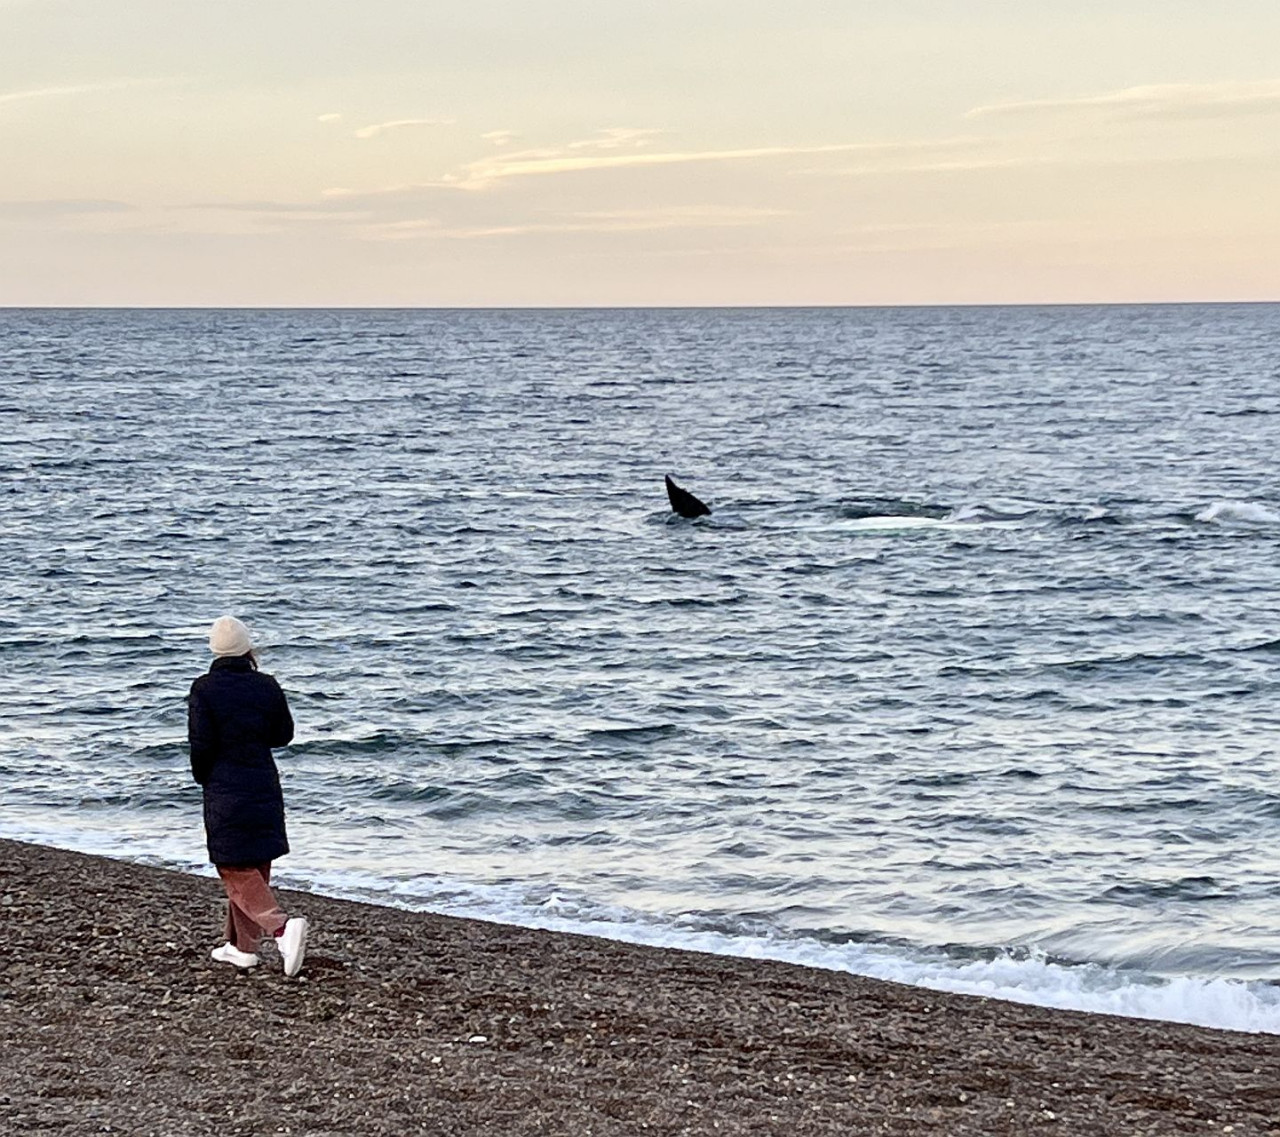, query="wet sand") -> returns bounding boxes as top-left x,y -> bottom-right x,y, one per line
2,837 -> 1278,1135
